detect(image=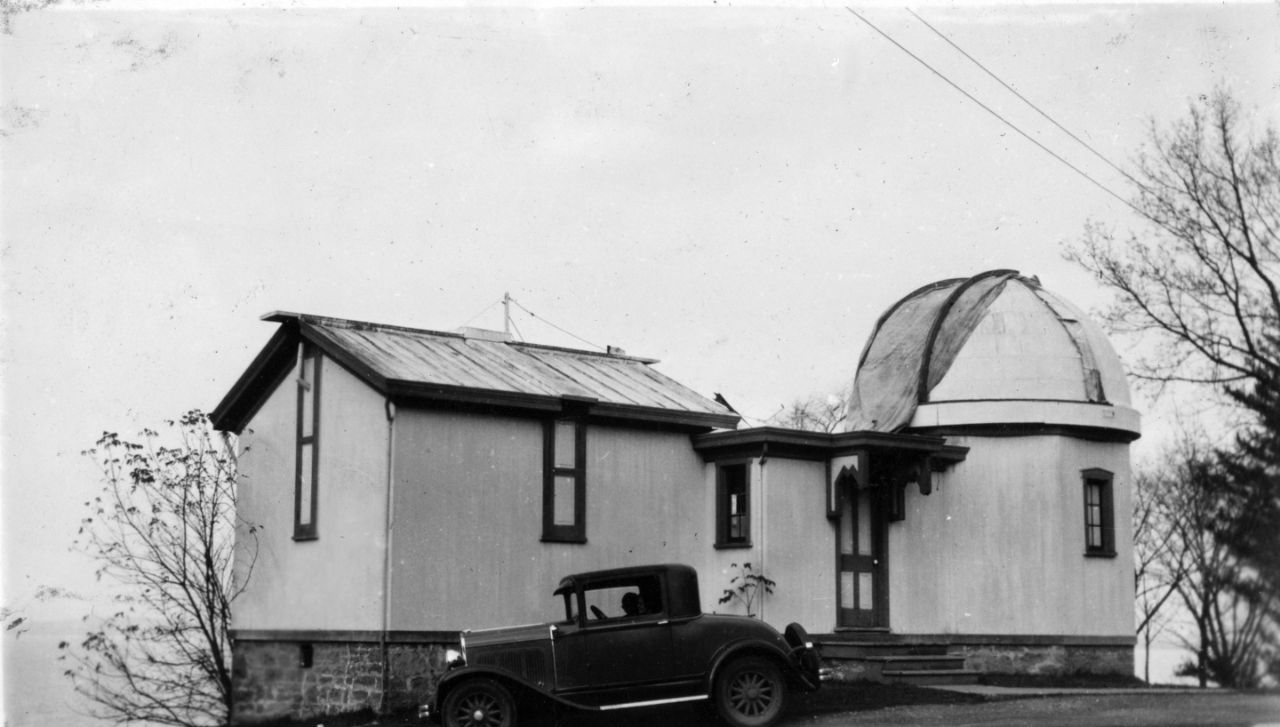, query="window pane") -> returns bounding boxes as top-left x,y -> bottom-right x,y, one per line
840,496 -> 854,555
553,475 -> 576,526
300,353 -> 315,438
718,464 -> 748,544
840,572 -> 854,607
582,581 -> 662,620
729,496 -> 745,539
298,443 -> 313,526
857,491 -> 872,556
555,421 -> 576,469
858,573 -> 874,610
